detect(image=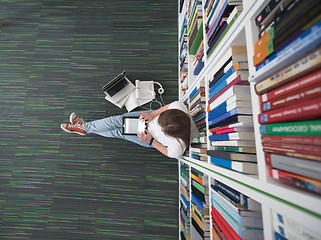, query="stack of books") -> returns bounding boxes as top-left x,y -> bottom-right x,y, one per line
253,0 -> 321,71
180,162 -> 190,240
190,81 -> 207,161
204,0 -> 243,58
211,179 -> 263,240
188,0 -> 204,75
206,46 -> 257,174
191,168 -> 210,240
271,209 -> 321,240
179,14 -> 188,96
255,46 -> 321,195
